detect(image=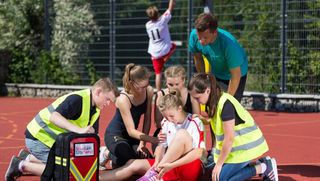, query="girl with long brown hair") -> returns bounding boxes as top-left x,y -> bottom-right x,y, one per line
100,63 -> 158,169
188,73 -> 278,181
